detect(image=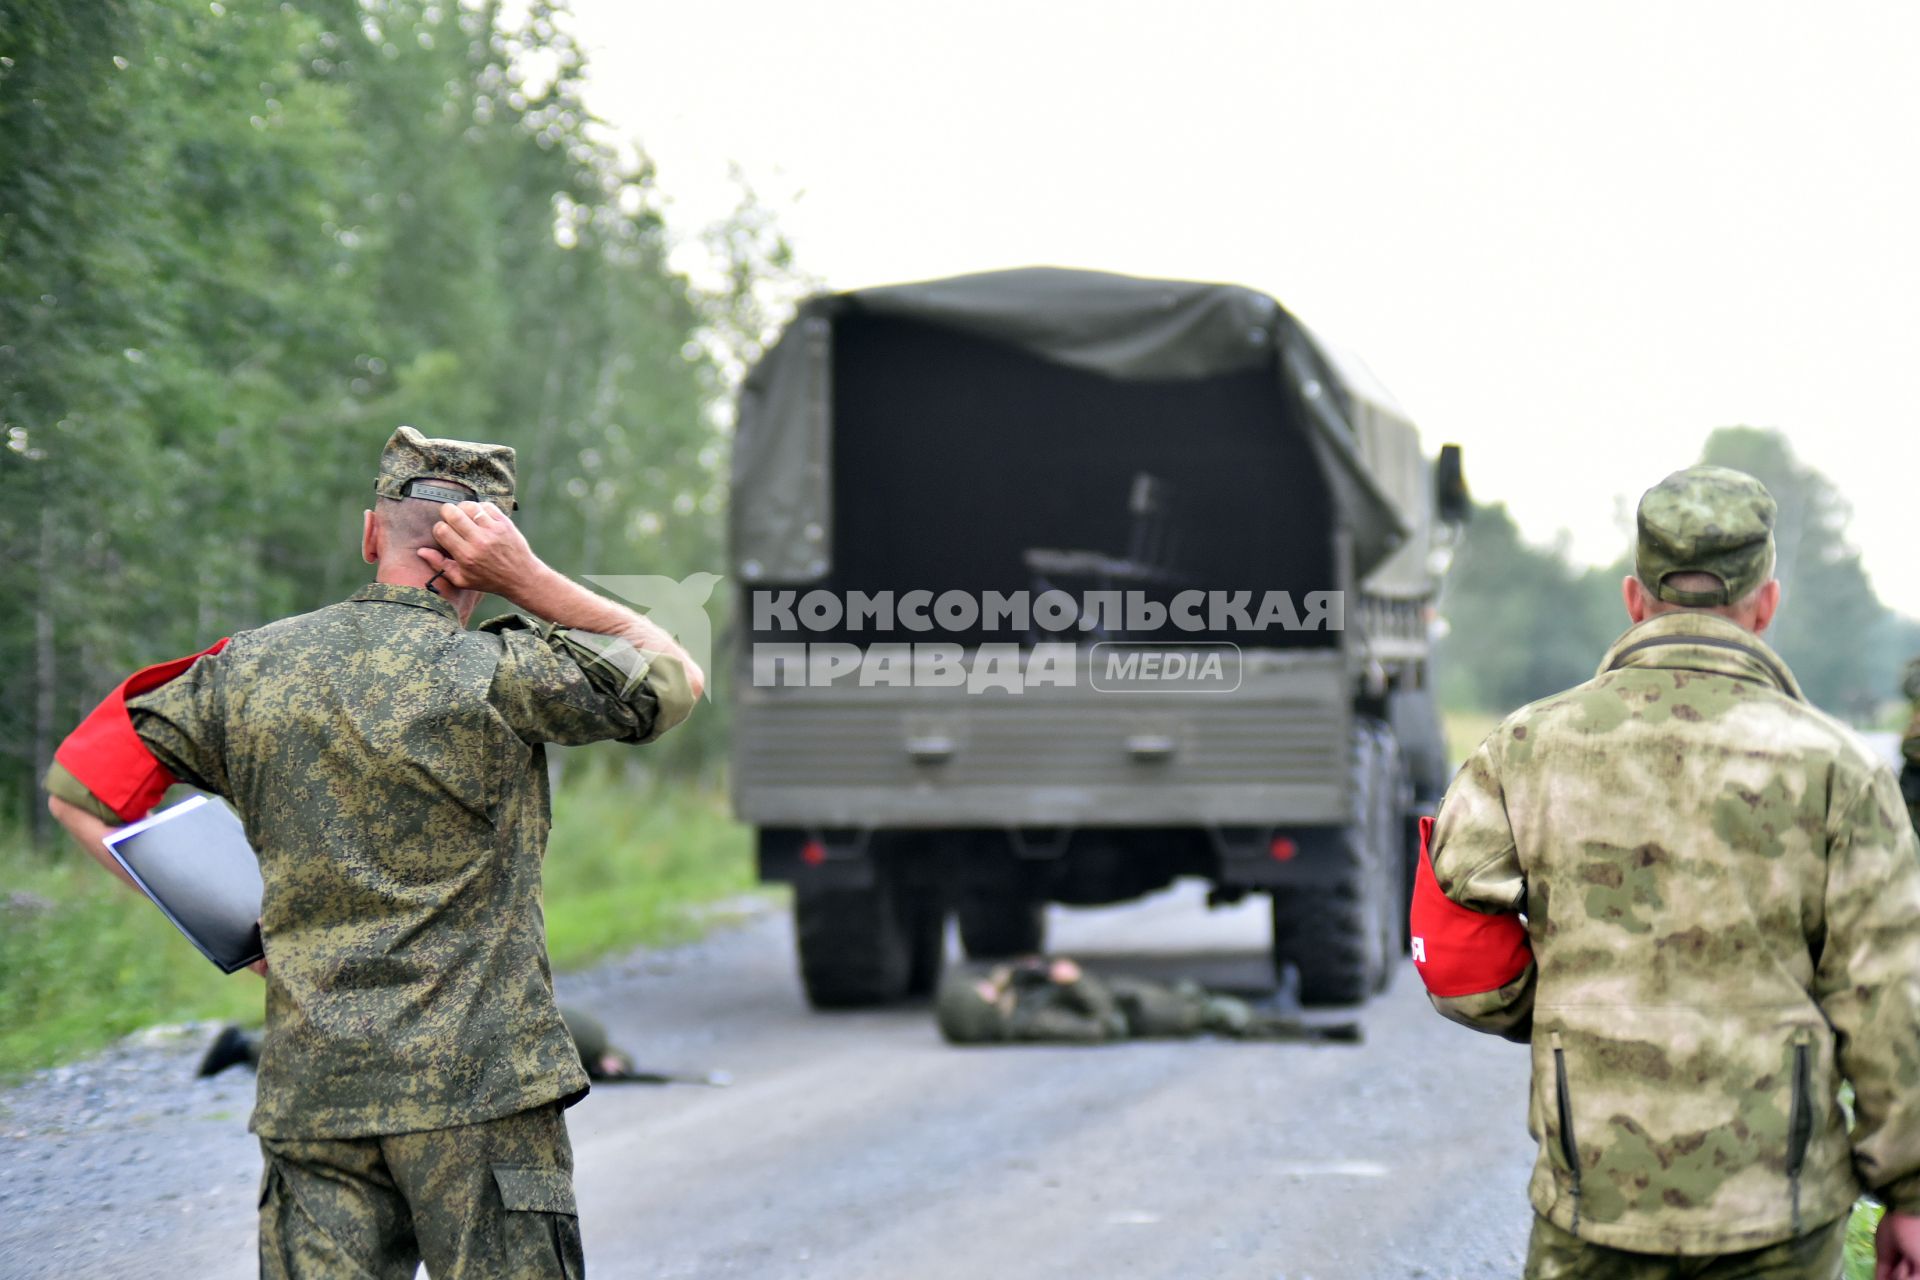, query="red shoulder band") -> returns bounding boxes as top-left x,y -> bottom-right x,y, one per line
53,639 -> 229,822
1409,815 -> 1534,998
